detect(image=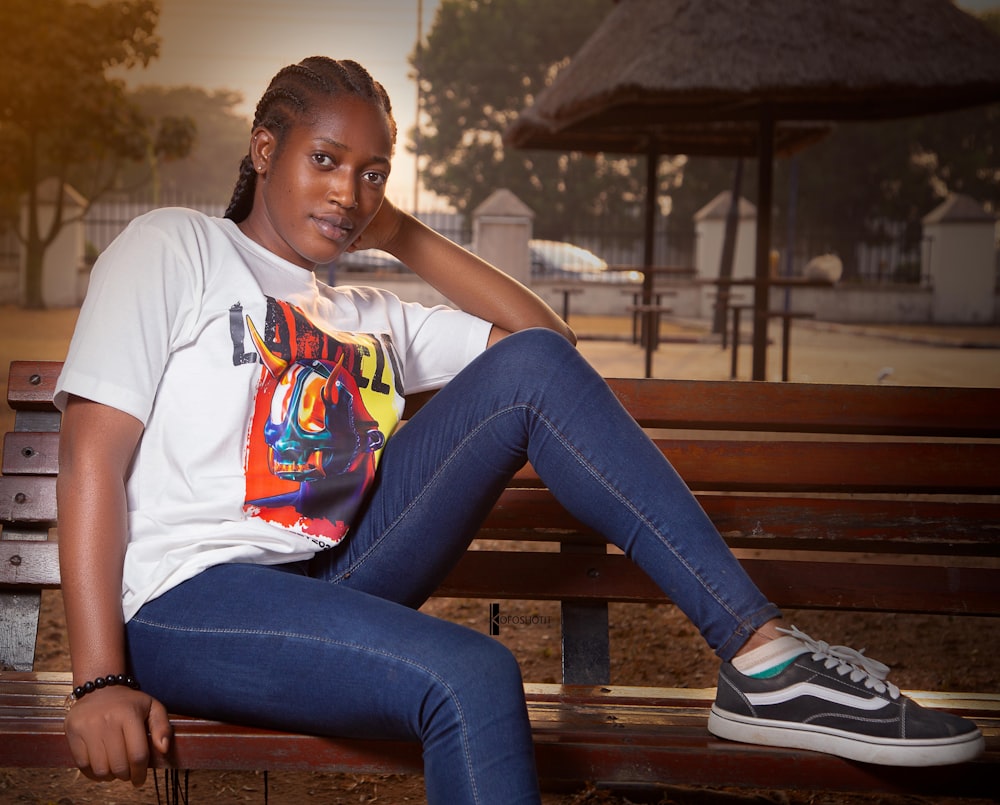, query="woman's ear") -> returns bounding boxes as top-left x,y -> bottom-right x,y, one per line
250,127 -> 276,175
